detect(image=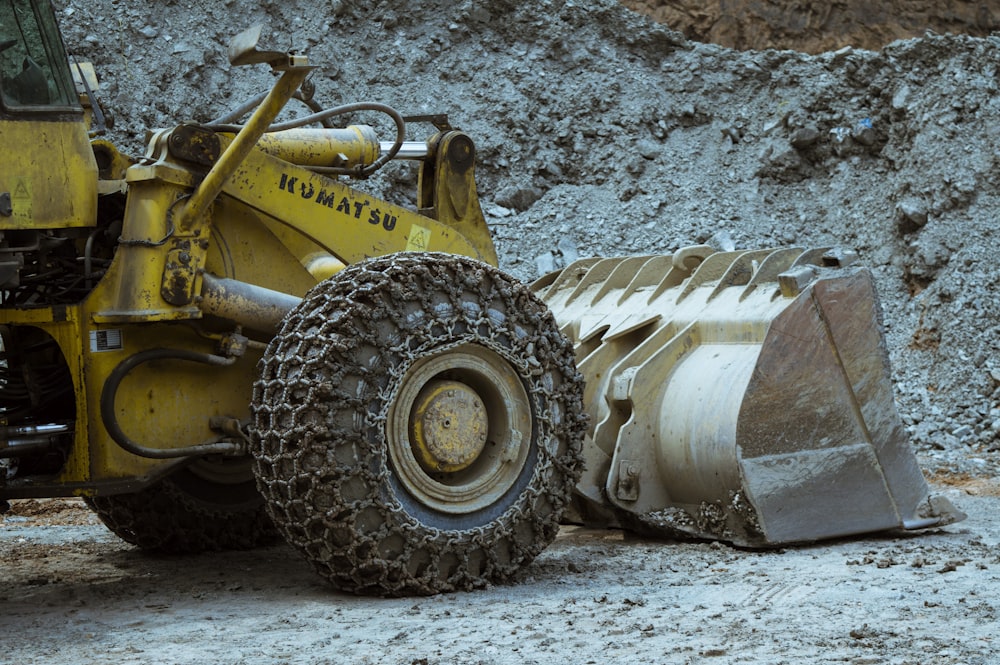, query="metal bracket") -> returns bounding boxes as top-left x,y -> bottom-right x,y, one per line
228,25 -> 310,71
616,460 -> 640,502
160,242 -> 200,306
403,114 -> 452,131
167,125 -> 222,166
